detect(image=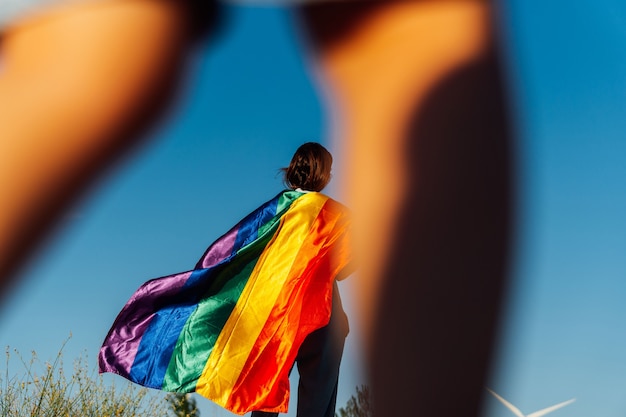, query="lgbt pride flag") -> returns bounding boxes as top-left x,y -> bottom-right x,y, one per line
98,190 -> 352,415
